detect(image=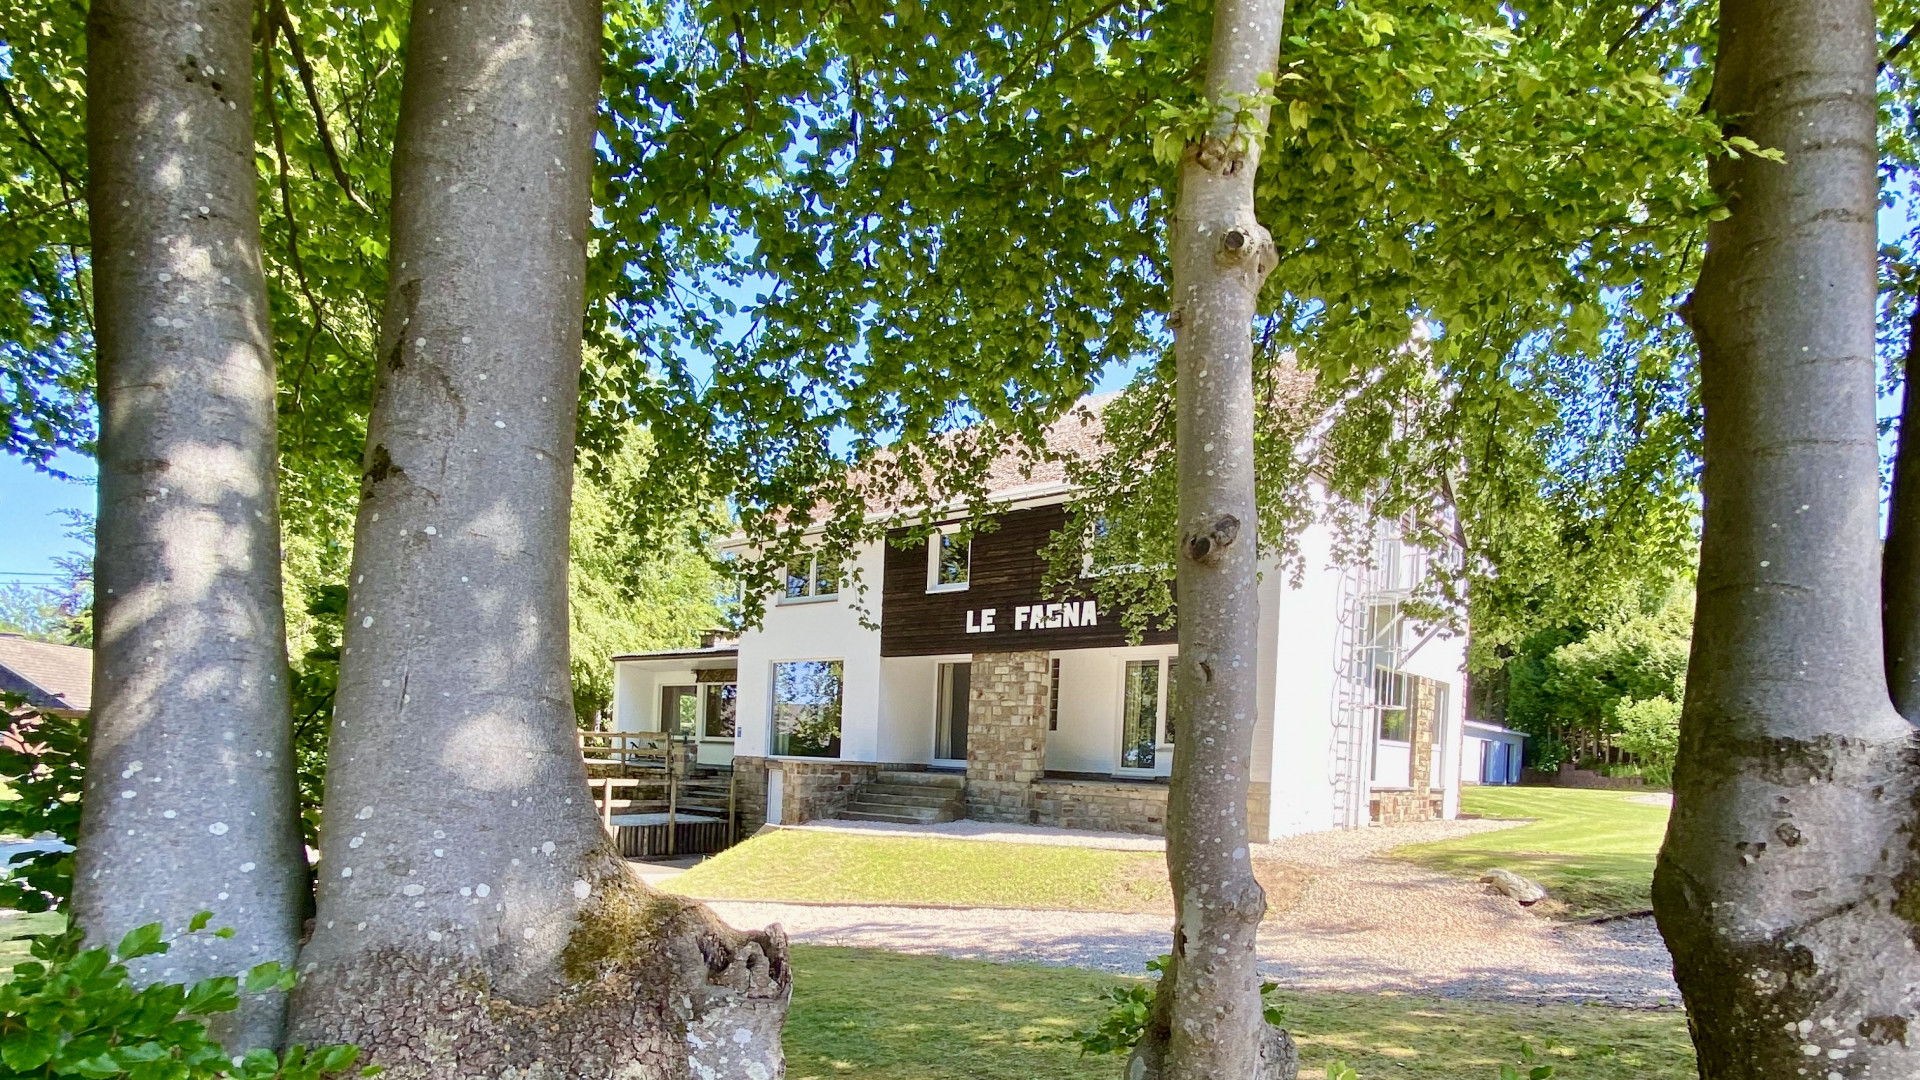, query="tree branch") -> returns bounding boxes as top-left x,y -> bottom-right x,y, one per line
1884,18 -> 1920,73
1609,1 -> 1670,57
270,0 -> 373,214
0,79 -> 81,192
260,9 -> 329,392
